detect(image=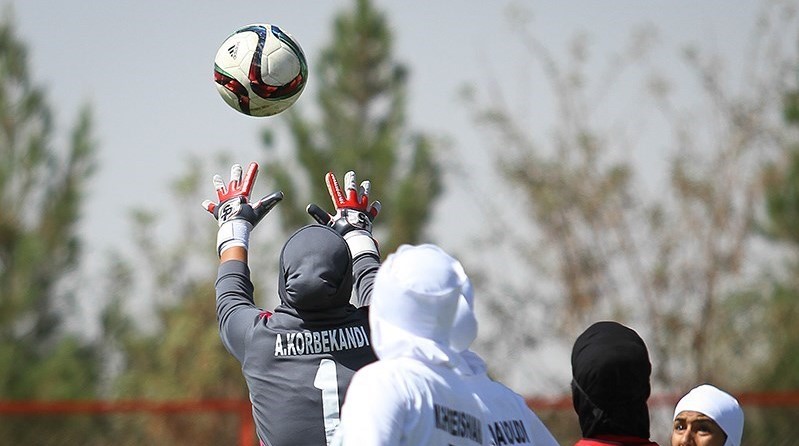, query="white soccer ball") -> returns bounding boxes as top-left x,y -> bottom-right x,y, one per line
213,24 -> 308,117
